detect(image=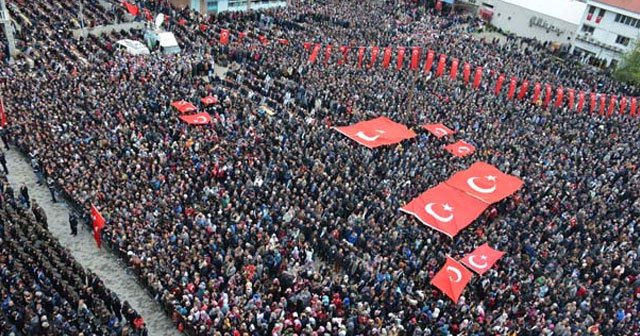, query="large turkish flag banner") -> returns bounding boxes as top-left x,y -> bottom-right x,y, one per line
446,161 -> 523,204
400,183 -> 488,238
171,100 -> 198,113
334,117 -> 416,149
460,243 -> 505,275
179,112 -> 212,125
431,257 -> 473,303
423,123 -> 455,138
445,140 -> 475,158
